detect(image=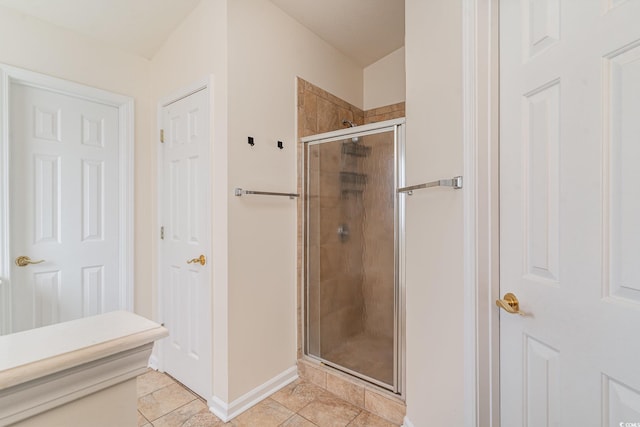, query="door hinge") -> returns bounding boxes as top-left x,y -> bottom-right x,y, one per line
160,226 -> 164,240
160,129 -> 165,143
